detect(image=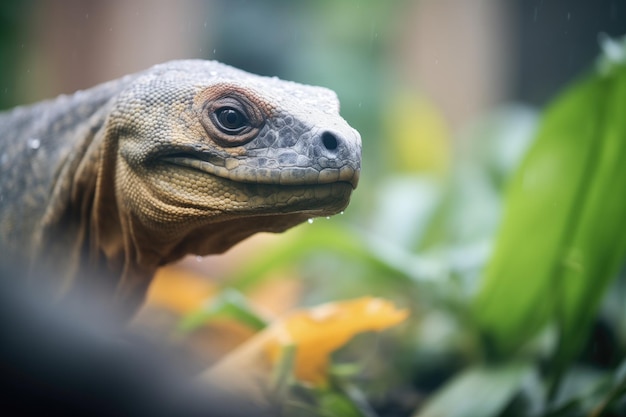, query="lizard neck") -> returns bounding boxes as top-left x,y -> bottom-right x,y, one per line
87,124 -> 157,311
34,104 -> 154,313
